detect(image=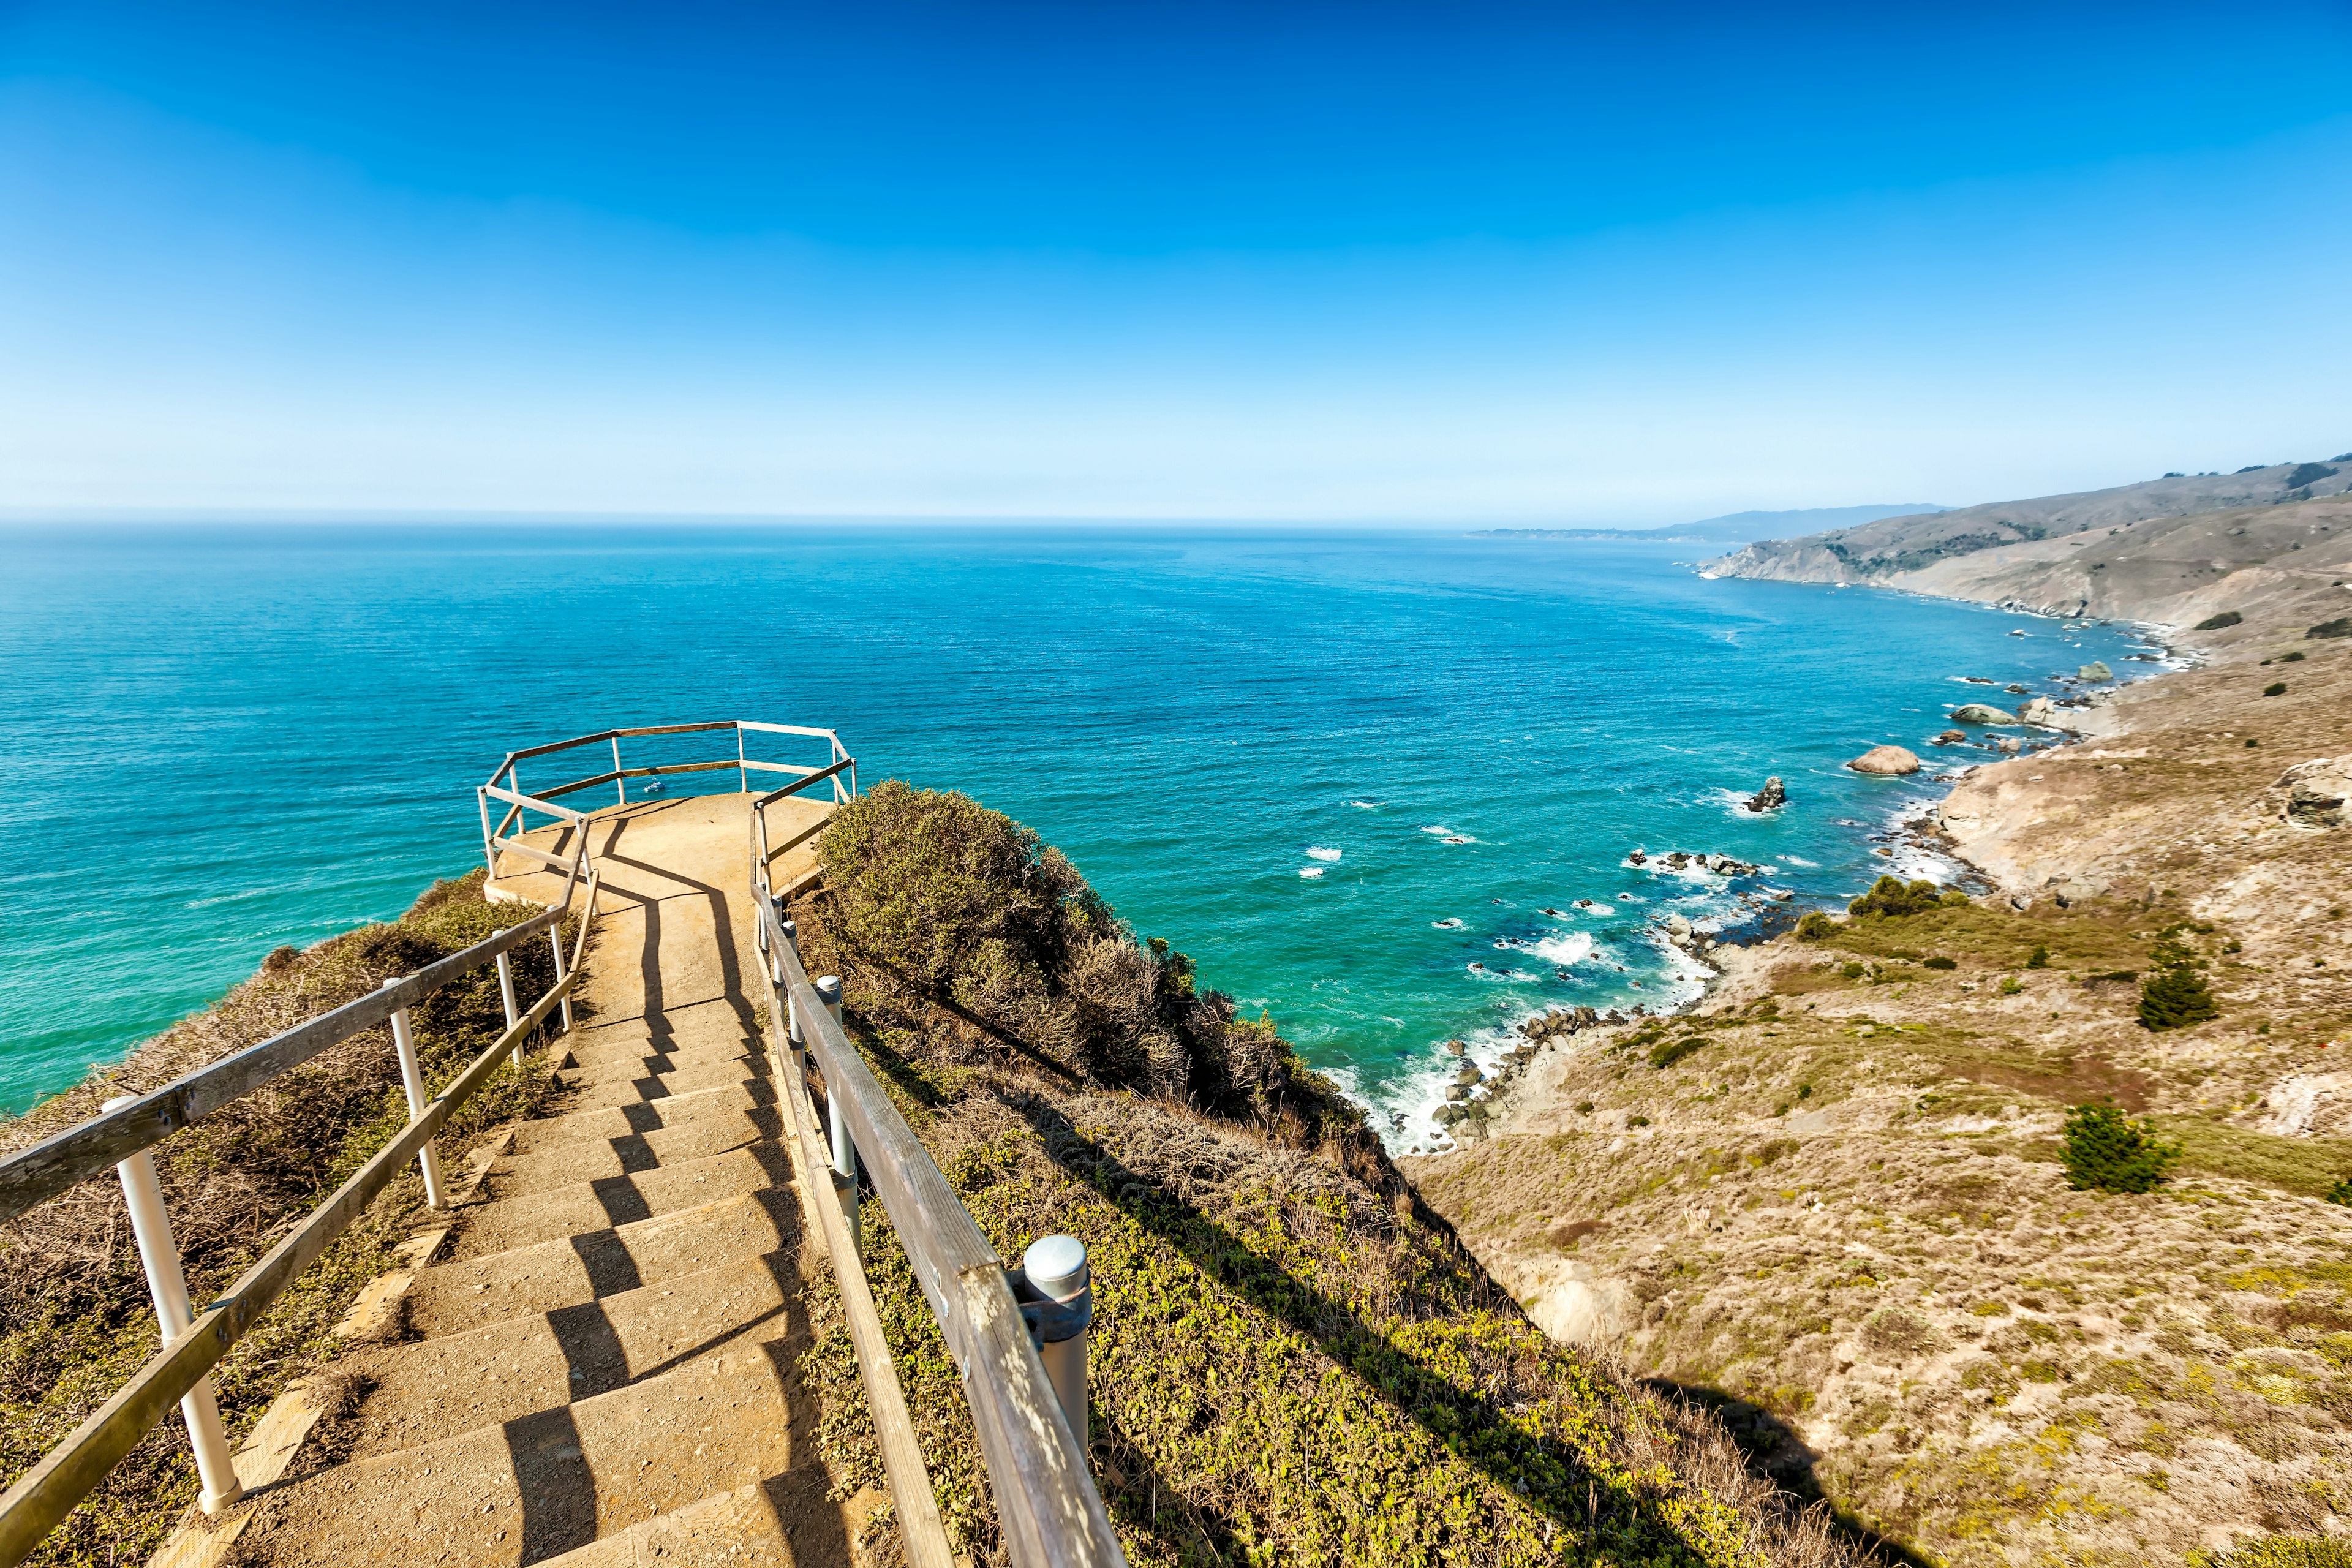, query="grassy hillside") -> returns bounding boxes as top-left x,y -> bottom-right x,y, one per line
1409,618 -> 2352,1566
785,782 -> 1870,1567
0,873 -> 571,1567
